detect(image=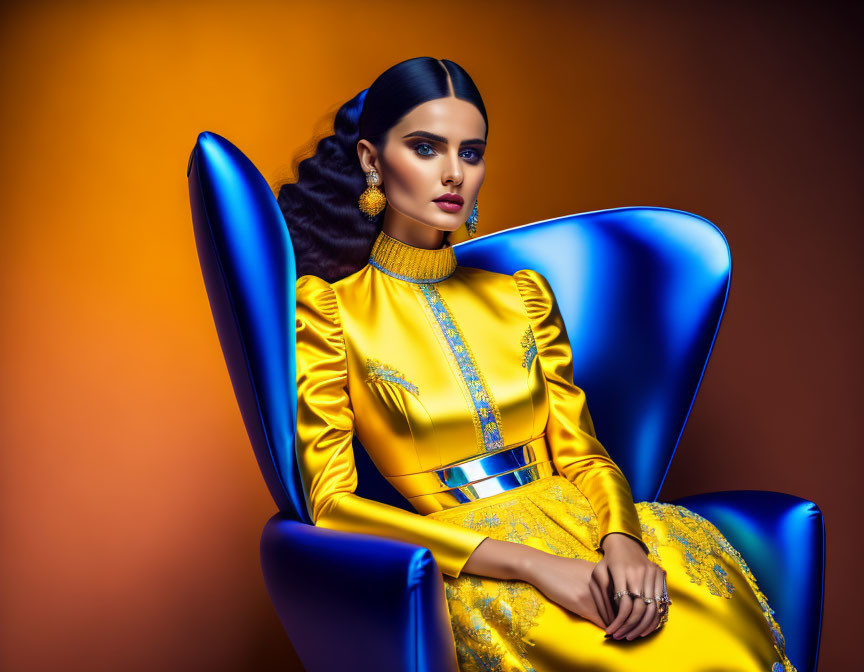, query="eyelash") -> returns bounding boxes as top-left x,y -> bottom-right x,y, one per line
412,142 -> 483,163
